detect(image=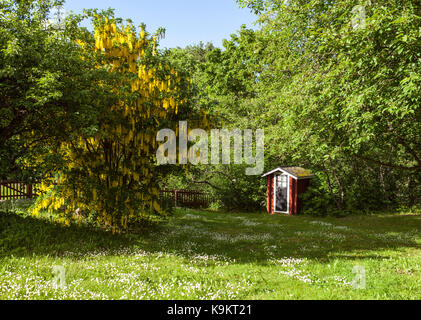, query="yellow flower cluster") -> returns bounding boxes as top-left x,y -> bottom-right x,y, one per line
31,18 -> 187,233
